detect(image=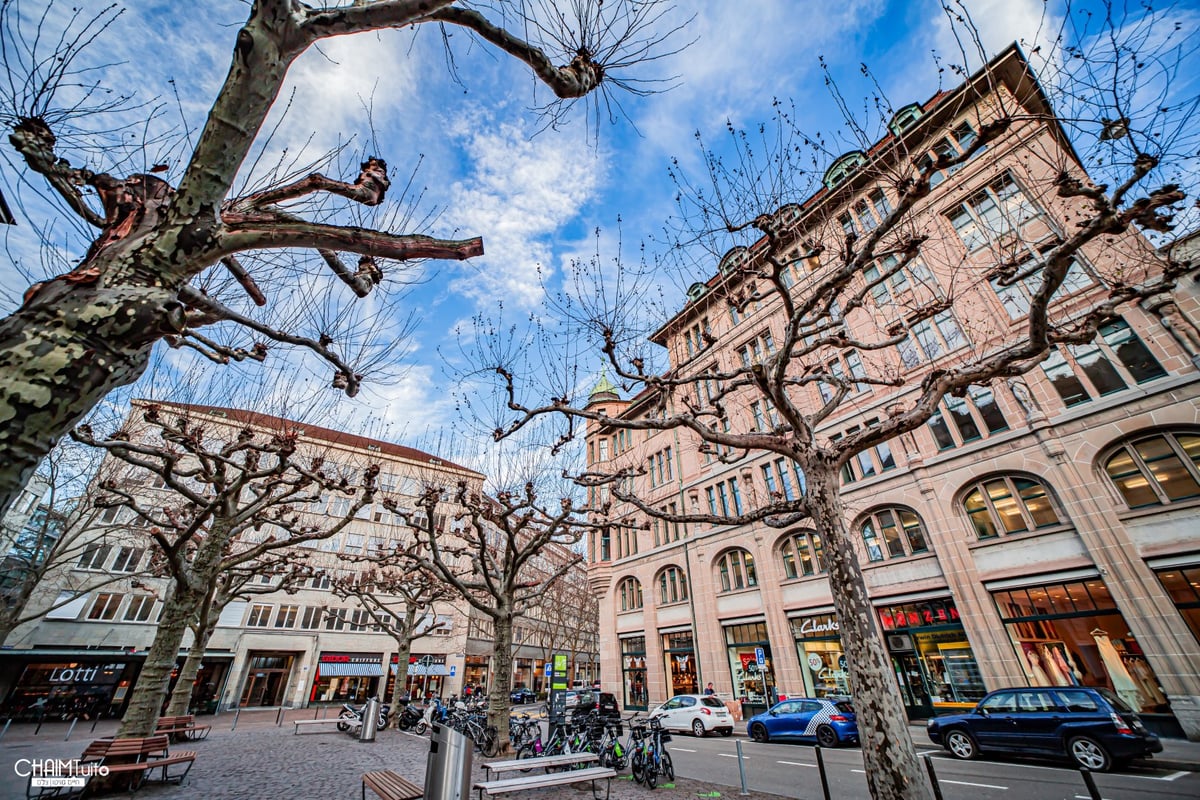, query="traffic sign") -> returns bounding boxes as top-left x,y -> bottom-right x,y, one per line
544,662 -> 553,677
754,647 -> 765,668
